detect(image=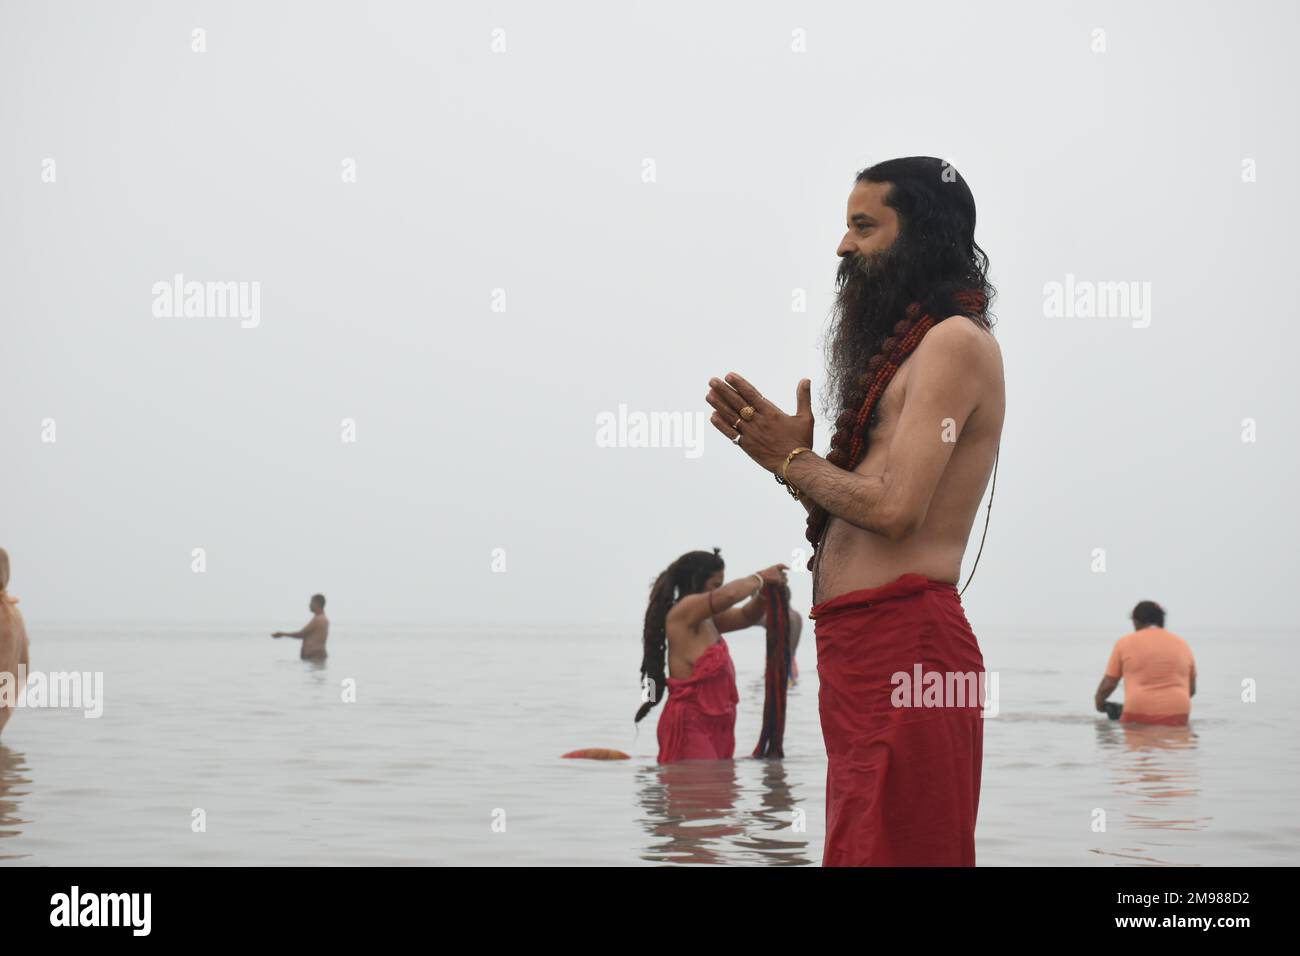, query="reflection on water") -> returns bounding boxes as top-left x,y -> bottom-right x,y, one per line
638,760 -> 742,865
738,760 -> 816,865
1,628 -> 1295,865
637,758 -> 814,866
0,745 -> 32,862
1091,721 -> 1210,866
